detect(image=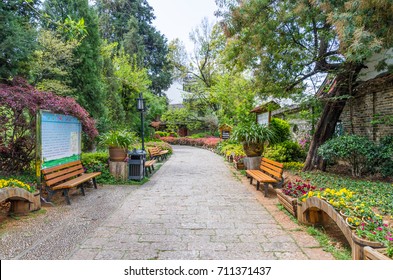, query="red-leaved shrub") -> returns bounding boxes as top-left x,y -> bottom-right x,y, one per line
0,77 -> 98,173
160,136 -> 221,149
